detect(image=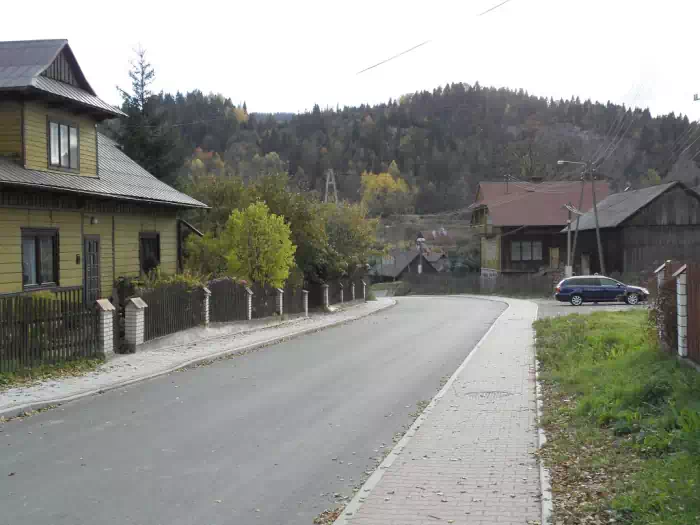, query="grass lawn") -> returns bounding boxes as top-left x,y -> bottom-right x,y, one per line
534,310 -> 700,525
0,358 -> 104,391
